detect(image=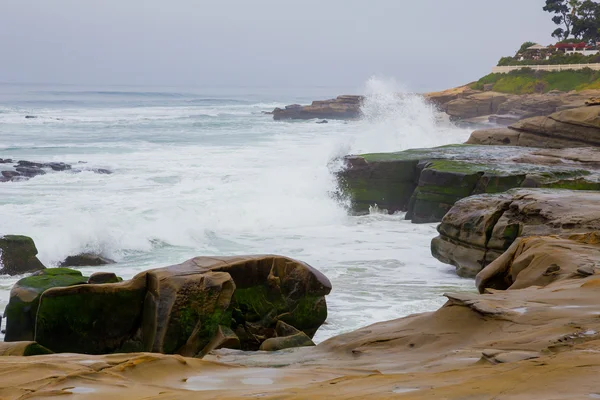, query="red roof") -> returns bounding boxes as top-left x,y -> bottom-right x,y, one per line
555,42 -> 587,49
